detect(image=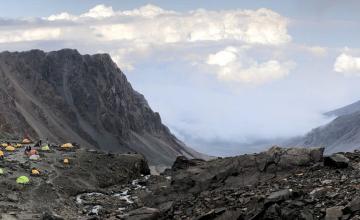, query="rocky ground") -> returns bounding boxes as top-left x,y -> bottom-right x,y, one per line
0,141 -> 149,220
2,144 -> 360,220
136,147 -> 360,220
